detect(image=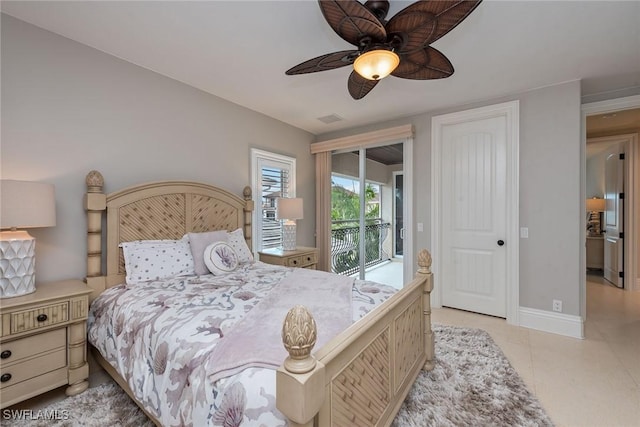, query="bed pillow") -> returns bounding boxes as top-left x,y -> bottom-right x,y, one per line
121,238 -> 195,285
186,230 -> 228,275
204,242 -> 239,275
227,228 -> 254,263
